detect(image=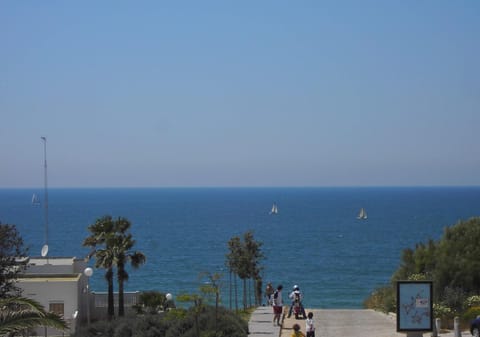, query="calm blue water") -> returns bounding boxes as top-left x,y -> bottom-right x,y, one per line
1,187 -> 479,308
